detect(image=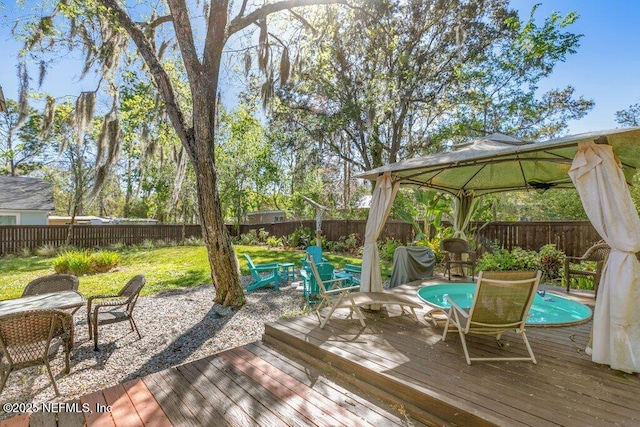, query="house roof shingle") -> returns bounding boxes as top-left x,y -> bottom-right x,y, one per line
0,176 -> 55,211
